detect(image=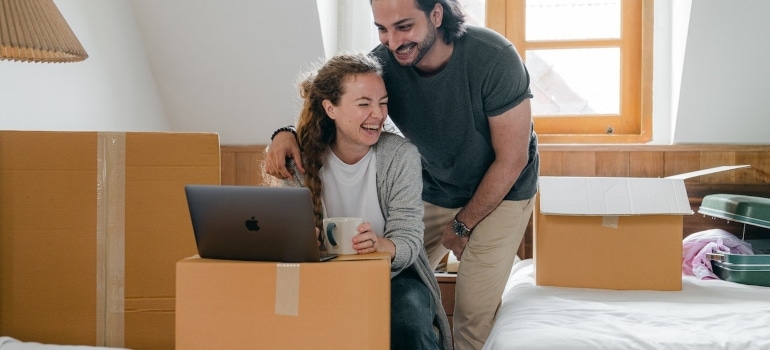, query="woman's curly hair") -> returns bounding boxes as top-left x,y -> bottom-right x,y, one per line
296,53 -> 384,228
